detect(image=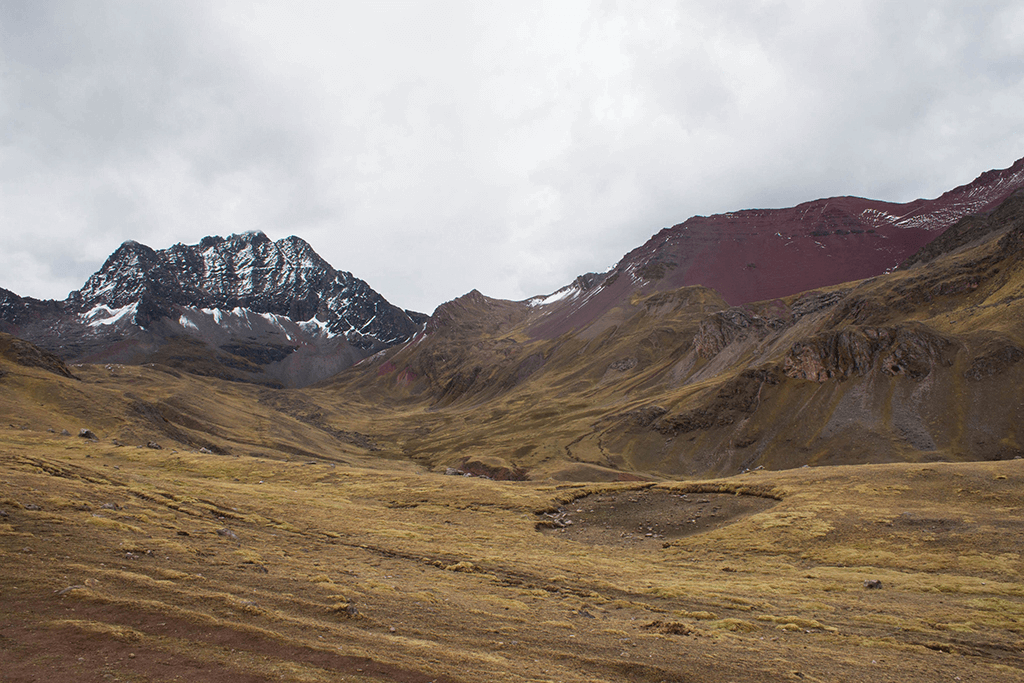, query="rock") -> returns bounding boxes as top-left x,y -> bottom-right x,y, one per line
23,503 -> 41,511
198,447 -> 213,454
60,429 -> 70,436
78,428 -> 97,440
784,324 -> 957,382
694,308 -> 788,359
146,441 -> 162,449
863,579 -> 883,589
625,405 -> 668,428
609,356 -> 638,371
217,527 -> 238,540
